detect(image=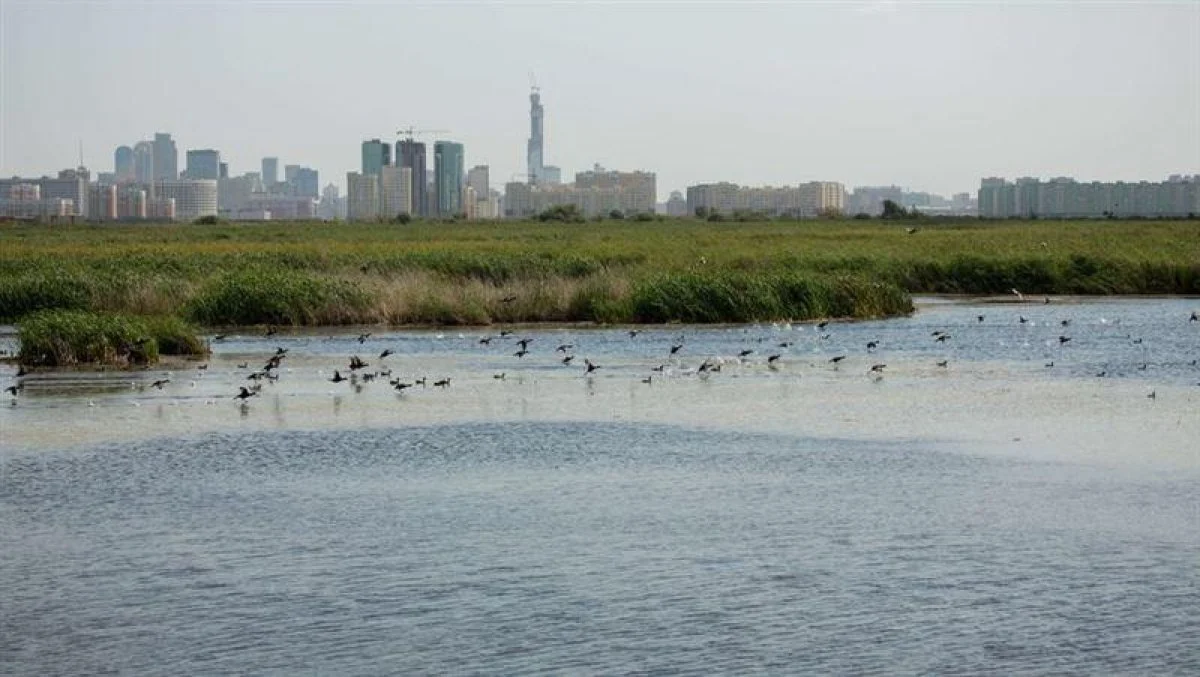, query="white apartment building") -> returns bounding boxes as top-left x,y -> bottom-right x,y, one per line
686,181 -> 845,217
978,175 -> 1200,218
154,179 -> 217,221
347,172 -> 382,221
380,165 -> 413,219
